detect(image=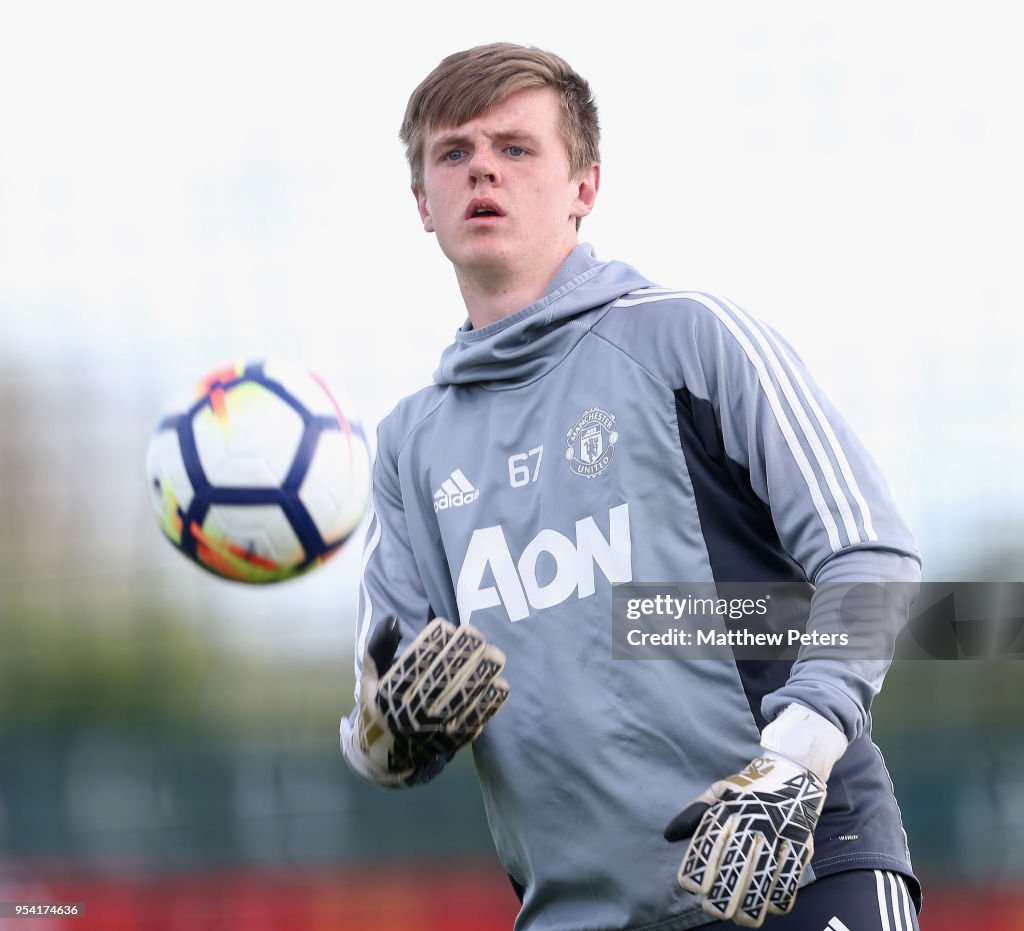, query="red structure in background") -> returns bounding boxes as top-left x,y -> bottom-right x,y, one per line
4,866 -> 1023,930
3,865 -> 518,931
